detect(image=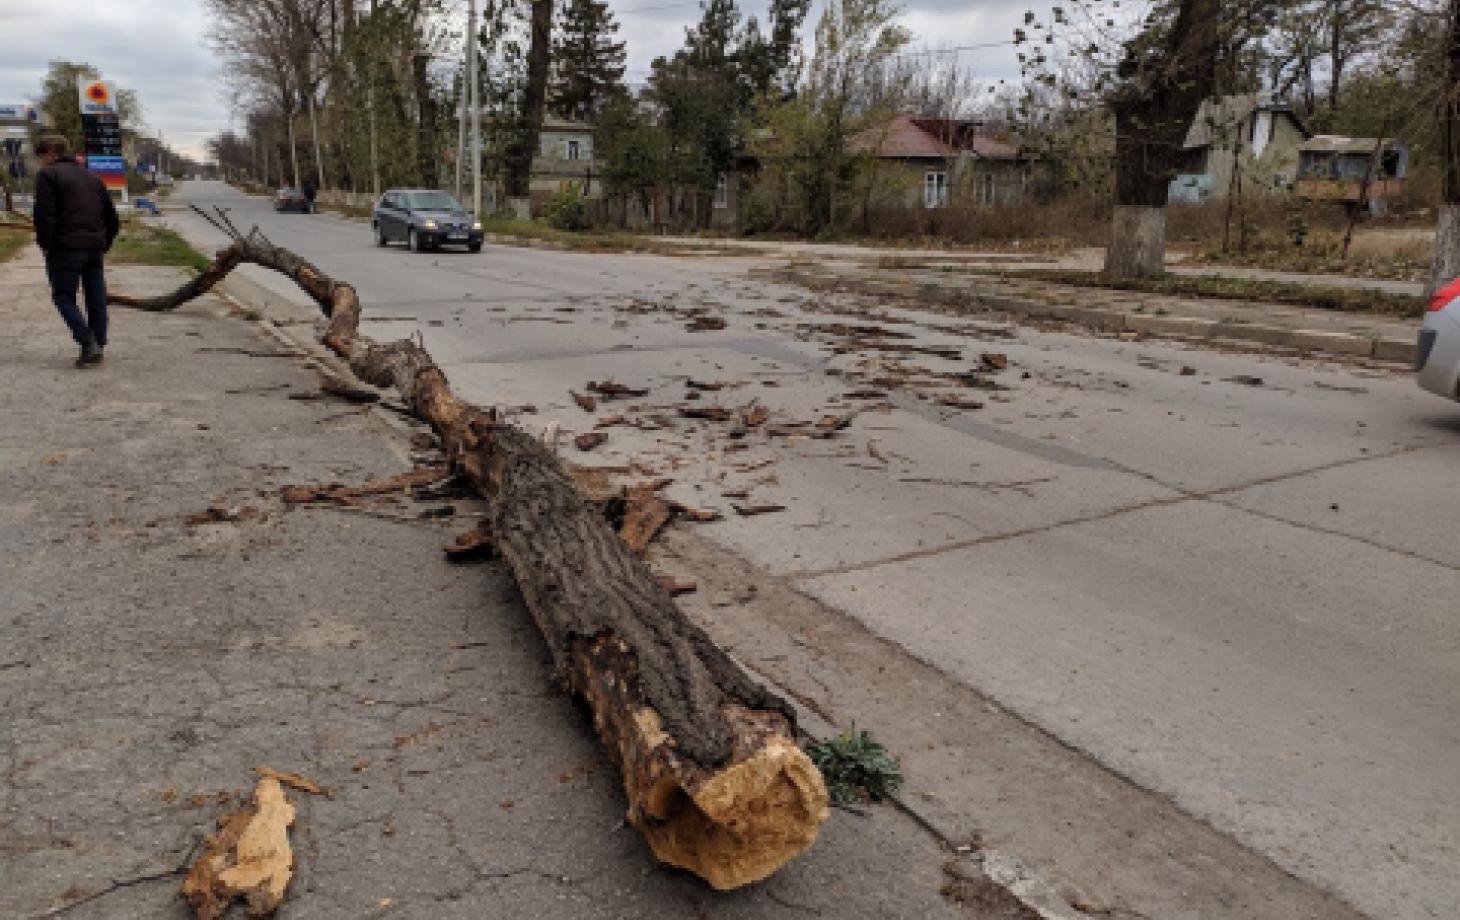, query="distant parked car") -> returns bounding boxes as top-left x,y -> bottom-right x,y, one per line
1417,277 -> 1460,401
372,188 -> 483,253
273,187 -> 310,213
